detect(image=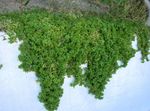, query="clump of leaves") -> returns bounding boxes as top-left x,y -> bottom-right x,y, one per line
0,9 -> 149,111
101,0 -> 147,22
0,64 -> 3,69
